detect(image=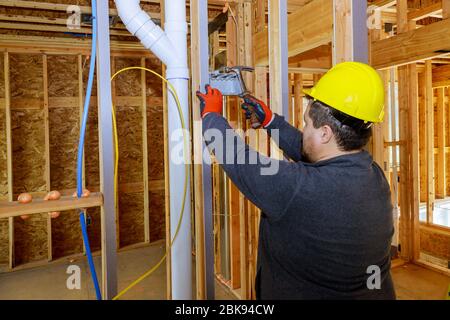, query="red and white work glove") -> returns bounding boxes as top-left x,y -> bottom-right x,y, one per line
196,85 -> 223,118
